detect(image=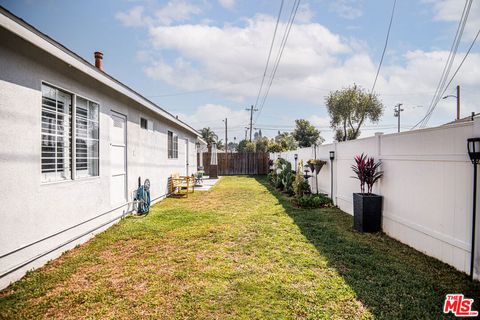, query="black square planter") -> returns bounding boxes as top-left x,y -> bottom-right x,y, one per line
353,193 -> 383,232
